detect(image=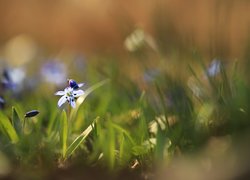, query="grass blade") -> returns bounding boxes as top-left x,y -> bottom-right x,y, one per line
0,111 -> 19,143
12,107 -> 22,135
65,121 -> 95,158
70,79 -> 110,120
